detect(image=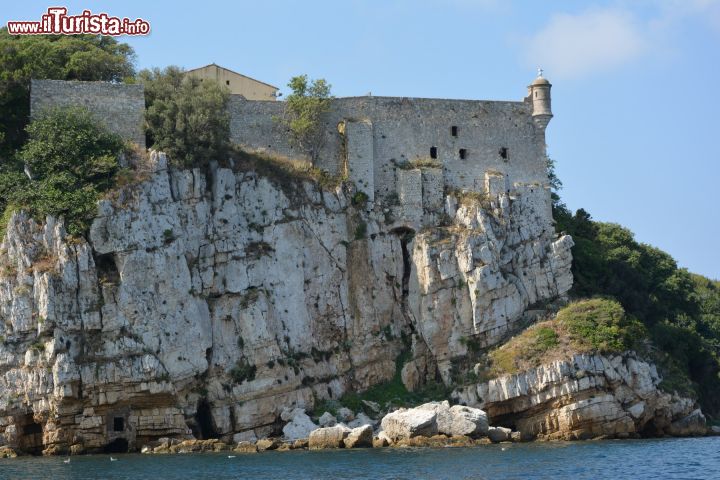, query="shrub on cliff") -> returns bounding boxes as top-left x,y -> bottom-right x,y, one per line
139,66 -> 230,167
1,106 -> 124,236
556,298 -> 646,353
0,28 -> 135,157
488,299 -> 645,376
277,75 -> 332,161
